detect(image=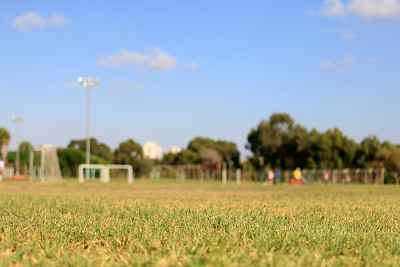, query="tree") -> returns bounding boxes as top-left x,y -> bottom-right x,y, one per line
0,127 -> 11,160
215,140 -> 240,166
162,149 -> 199,165
381,140 -> 398,151
199,148 -> 222,163
373,149 -> 400,171
68,138 -> 113,163
247,113 -> 297,169
7,141 -> 34,167
58,147 -> 110,177
355,136 -> 382,167
308,128 -> 359,169
57,148 -> 86,177
247,113 -> 362,170
176,149 -> 199,164
188,137 -> 240,166
19,141 -> 33,151
162,152 -> 178,165
113,139 -> 143,175
188,137 -> 216,153
138,159 -> 154,175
